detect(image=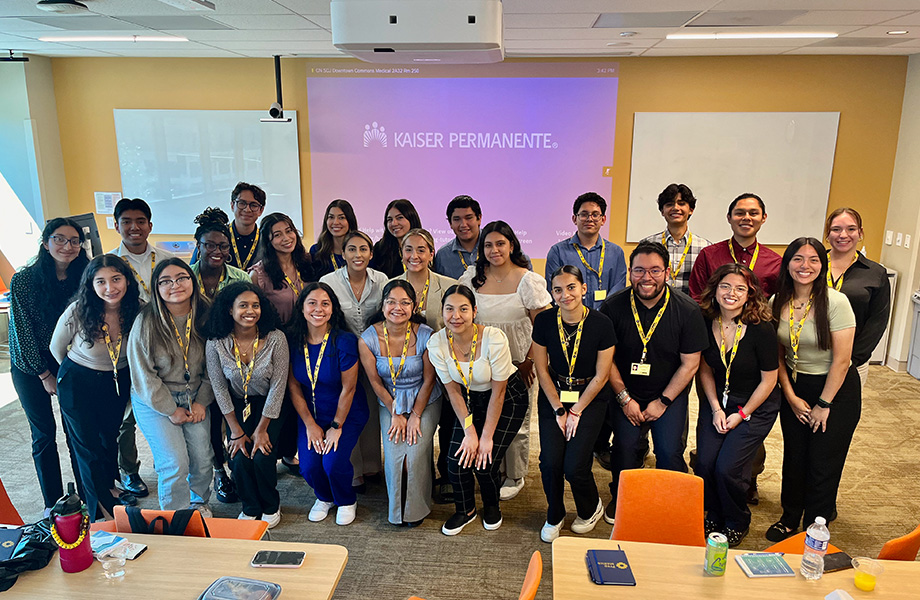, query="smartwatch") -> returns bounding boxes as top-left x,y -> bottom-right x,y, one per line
659,395 -> 673,407
330,420 -> 341,430
554,406 -> 567,417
